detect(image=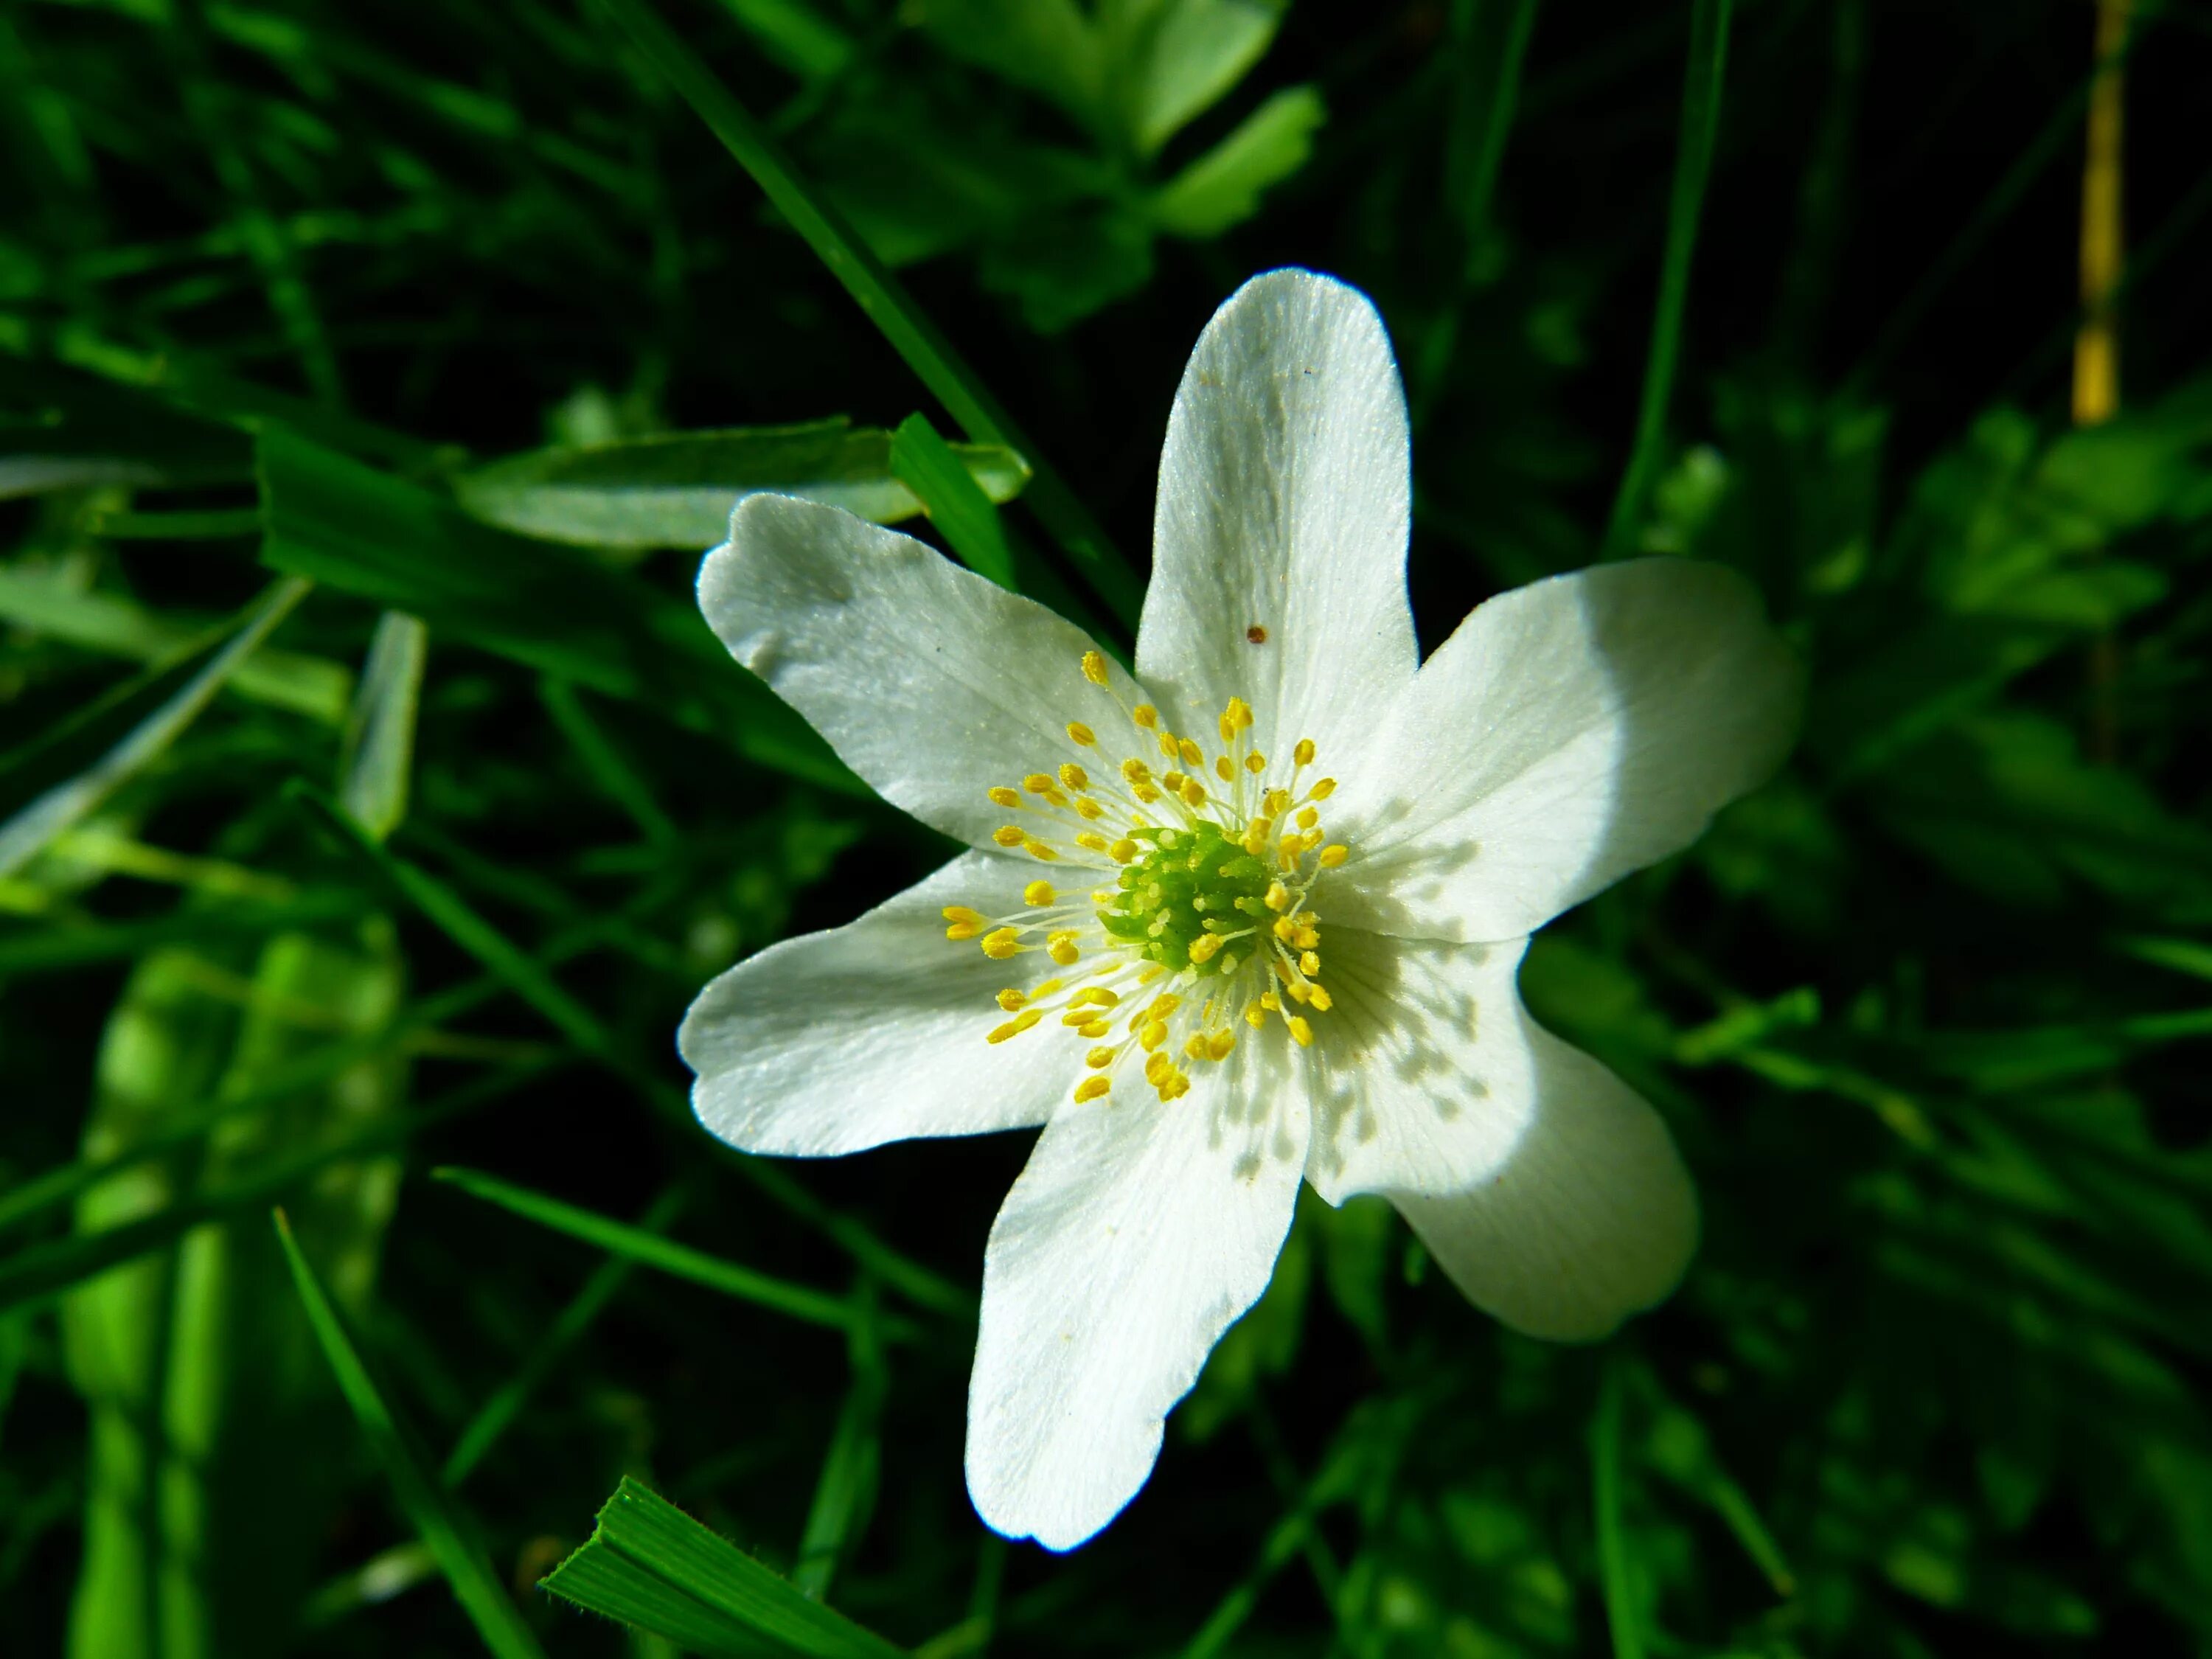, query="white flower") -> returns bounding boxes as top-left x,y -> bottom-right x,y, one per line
679,270 -> 1801,1551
